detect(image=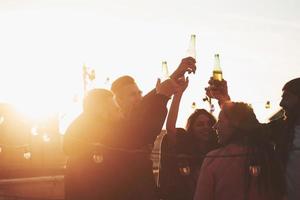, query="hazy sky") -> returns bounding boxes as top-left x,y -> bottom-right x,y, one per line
0,0 -> 299,128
